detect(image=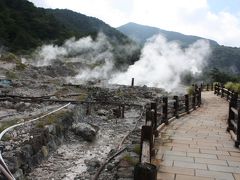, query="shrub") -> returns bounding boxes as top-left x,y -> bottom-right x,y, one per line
187,86 -> 195,95
224,82 -> 240,93
36,110 -> 71,128
225,82 -> 234,90
5,71 -> 17,79
123,154 -> 138,166
133,144 -> 141,155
